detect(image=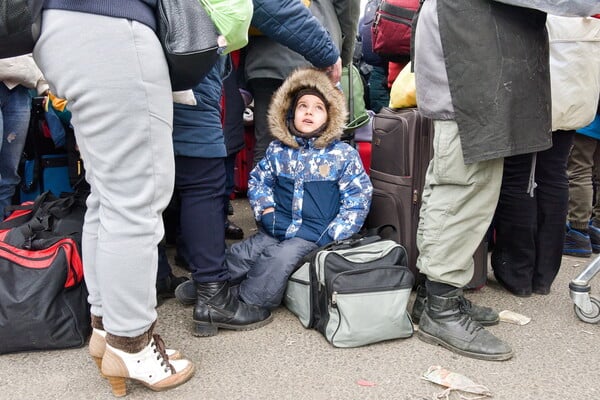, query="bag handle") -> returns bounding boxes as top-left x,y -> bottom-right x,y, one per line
322,224 -> 397,250
0,191 -> 54,230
